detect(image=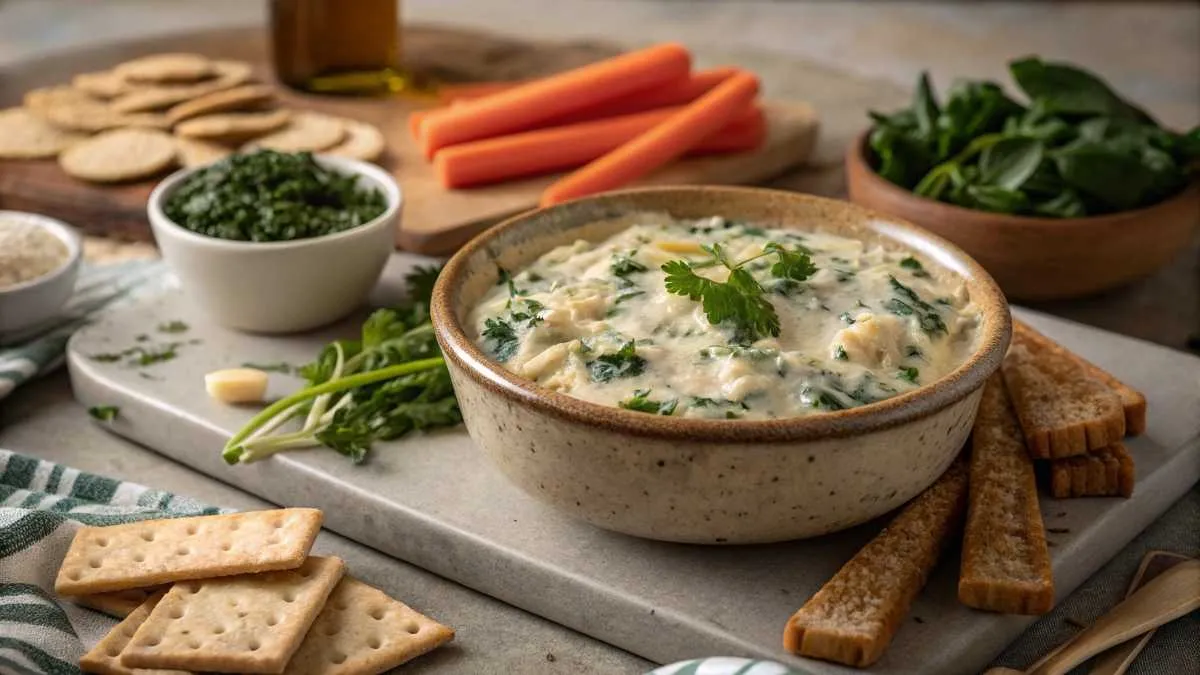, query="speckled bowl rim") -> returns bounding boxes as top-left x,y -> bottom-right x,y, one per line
432,186 -> 1011,443
849,130 -> 1200,228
